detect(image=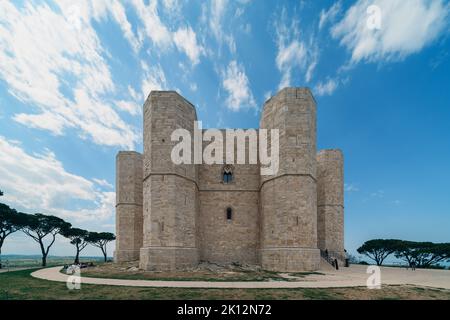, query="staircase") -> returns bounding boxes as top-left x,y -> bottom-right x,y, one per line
320,250 -> 347,270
